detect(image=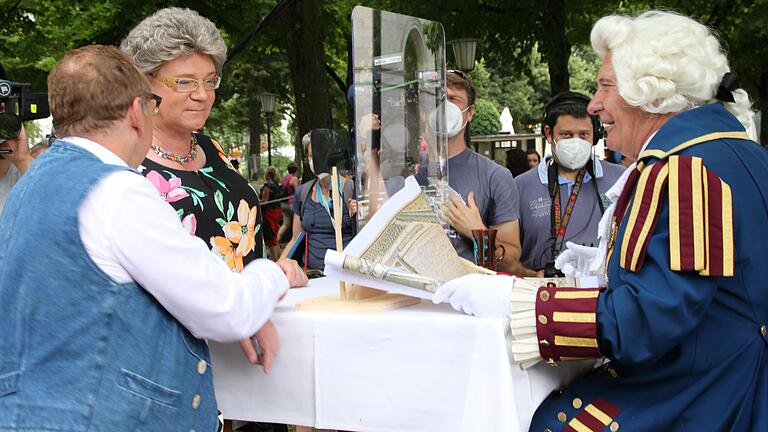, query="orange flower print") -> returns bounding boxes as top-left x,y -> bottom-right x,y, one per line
224,200 -> 259,257
211,138 -> 236,170
211,200 -> 258,272
210,235 -> 242,272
